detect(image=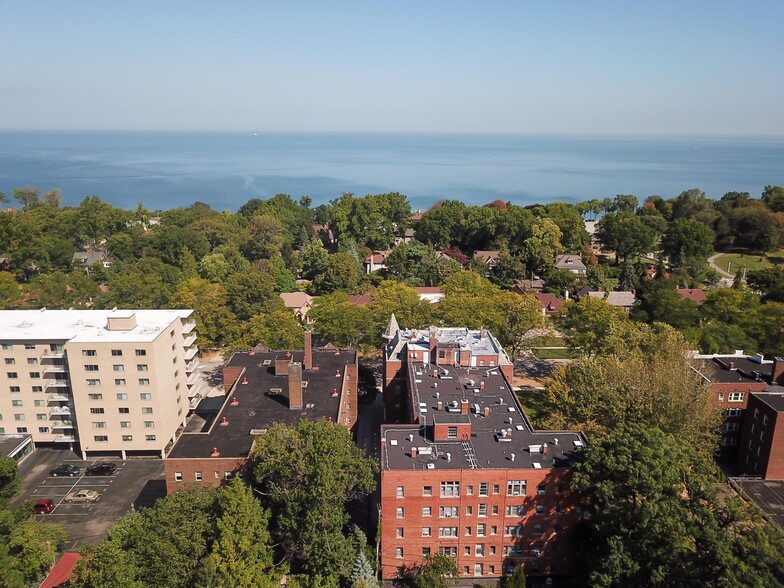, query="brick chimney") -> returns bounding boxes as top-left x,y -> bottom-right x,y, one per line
773,357 -> 784,385
304,330 -> 313,370
288,362 -> 303,410
429,326 -> 437,362
460,399 -> 469,415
